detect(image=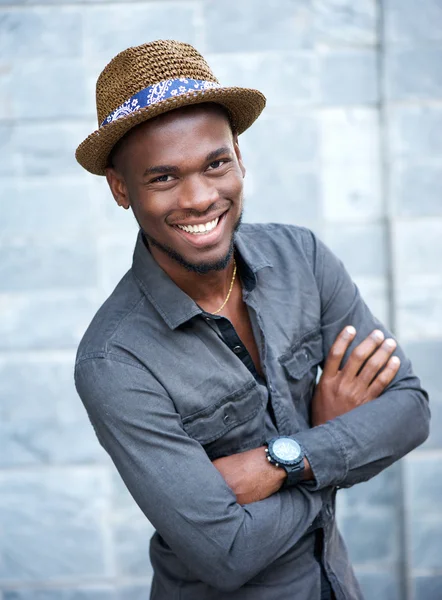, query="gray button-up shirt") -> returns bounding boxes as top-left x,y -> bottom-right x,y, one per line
75,223 -> 430,600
